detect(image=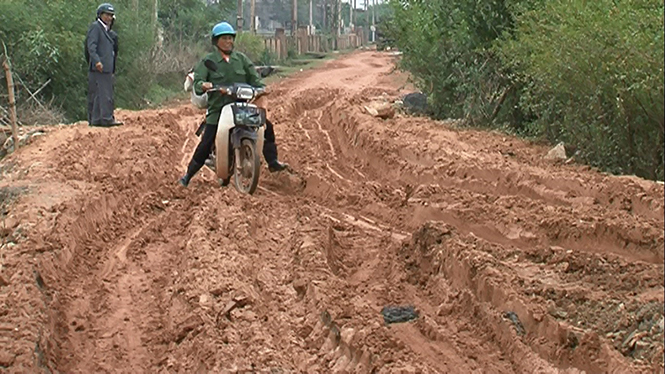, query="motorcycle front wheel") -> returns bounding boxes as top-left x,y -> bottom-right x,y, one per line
233,138 -> 260,194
